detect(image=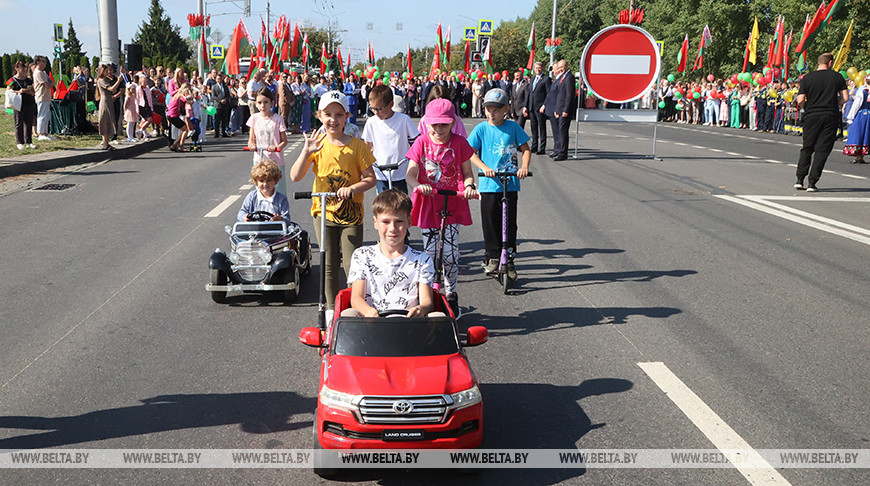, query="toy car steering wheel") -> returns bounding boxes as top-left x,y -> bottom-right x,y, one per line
247,211 -> 275,222
378,309 -> 409,318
